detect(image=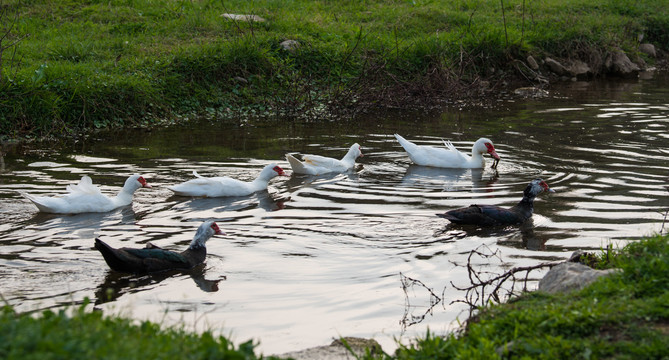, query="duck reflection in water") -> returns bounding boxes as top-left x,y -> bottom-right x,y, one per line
435,219 -> 549,251
94,264 -> 224,305
26,206 -> 138,238
169,190 -> 289,212
401,165 -> 498,192
283,168 -> 361,193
